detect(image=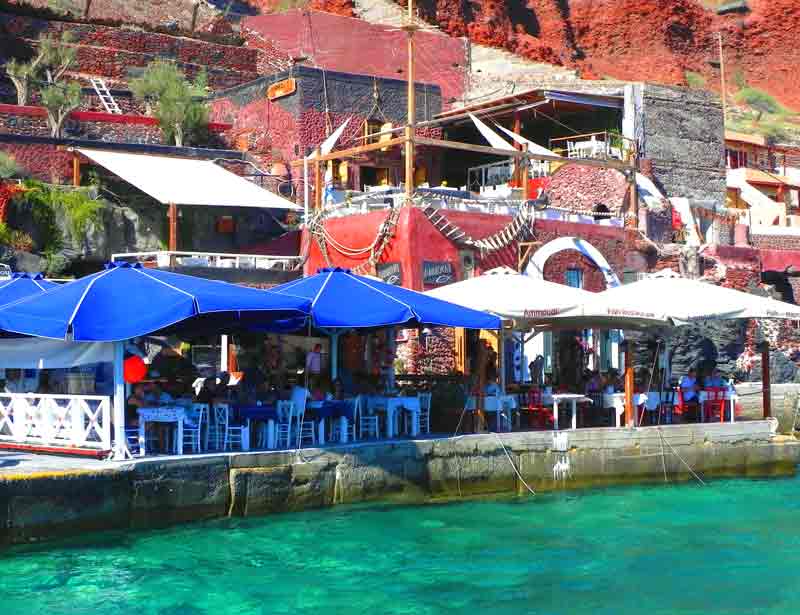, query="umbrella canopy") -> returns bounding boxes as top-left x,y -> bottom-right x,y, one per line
270,268 -> 501,330
0,261 -> 311,341
0,272 -> 58,306
565,274 -> 800,327
424,267 -> 592,329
